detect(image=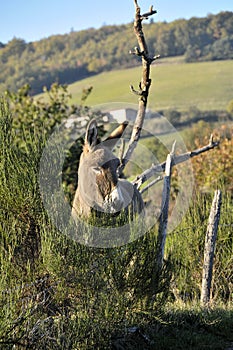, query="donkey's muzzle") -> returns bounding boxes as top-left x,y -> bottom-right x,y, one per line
105,184 -> 125,213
